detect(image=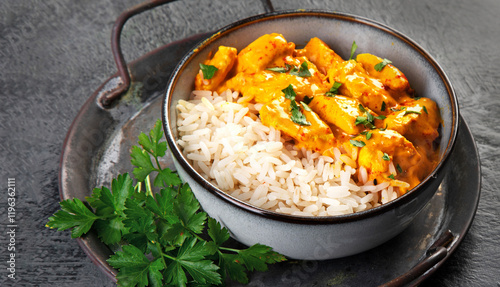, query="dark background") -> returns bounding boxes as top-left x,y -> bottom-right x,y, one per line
1,0 -> 499,286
